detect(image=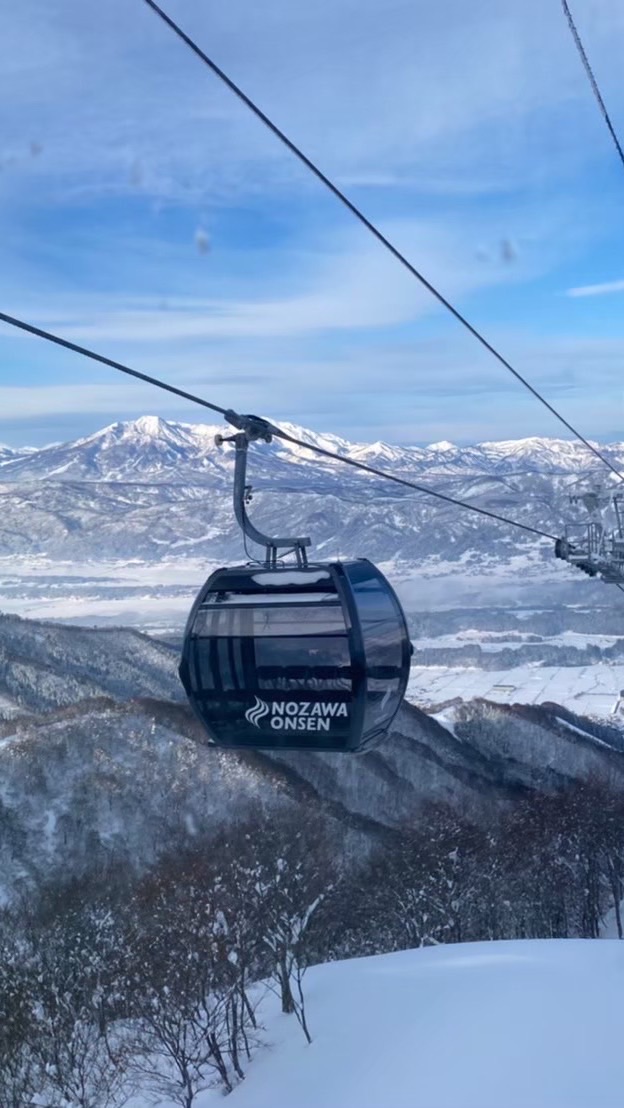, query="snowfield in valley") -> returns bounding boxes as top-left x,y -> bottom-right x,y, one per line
0,555 -> 211,629
407,662 -> 624,719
